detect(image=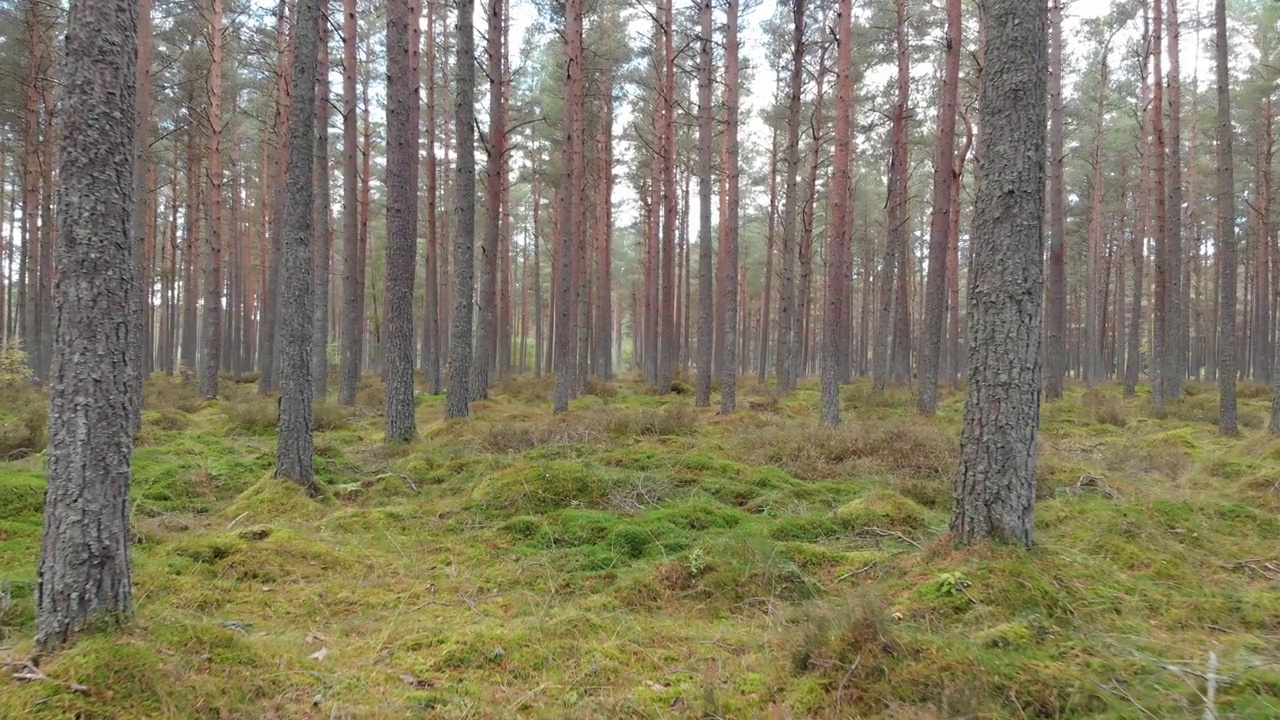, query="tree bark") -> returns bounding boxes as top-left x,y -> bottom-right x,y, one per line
383,0 -> 420,440
445,0 -> 477,419
312,11 -> 332,398
337,0 -> 360,405
918,0 -> 961,415
276,0 -> 321,492
200,0 -> 226,401
37,0 -> 138,650
694,0 -> 713,407
777,0 -> 805,394
823,0 -> 854,427
720,0 -> 740,414
1216,0 -> 1238,434
951,0 -> 1048,548
1164,0 -> 1185,399
1045,0 -> 1067,399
